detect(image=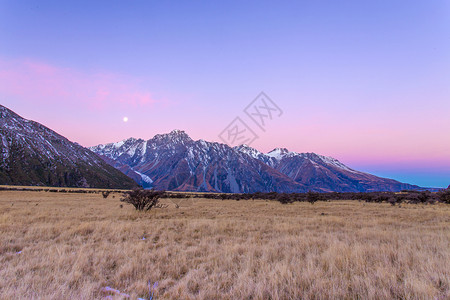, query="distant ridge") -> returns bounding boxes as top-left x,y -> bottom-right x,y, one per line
90,130 -> 424,193
0,105 -> 139,189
